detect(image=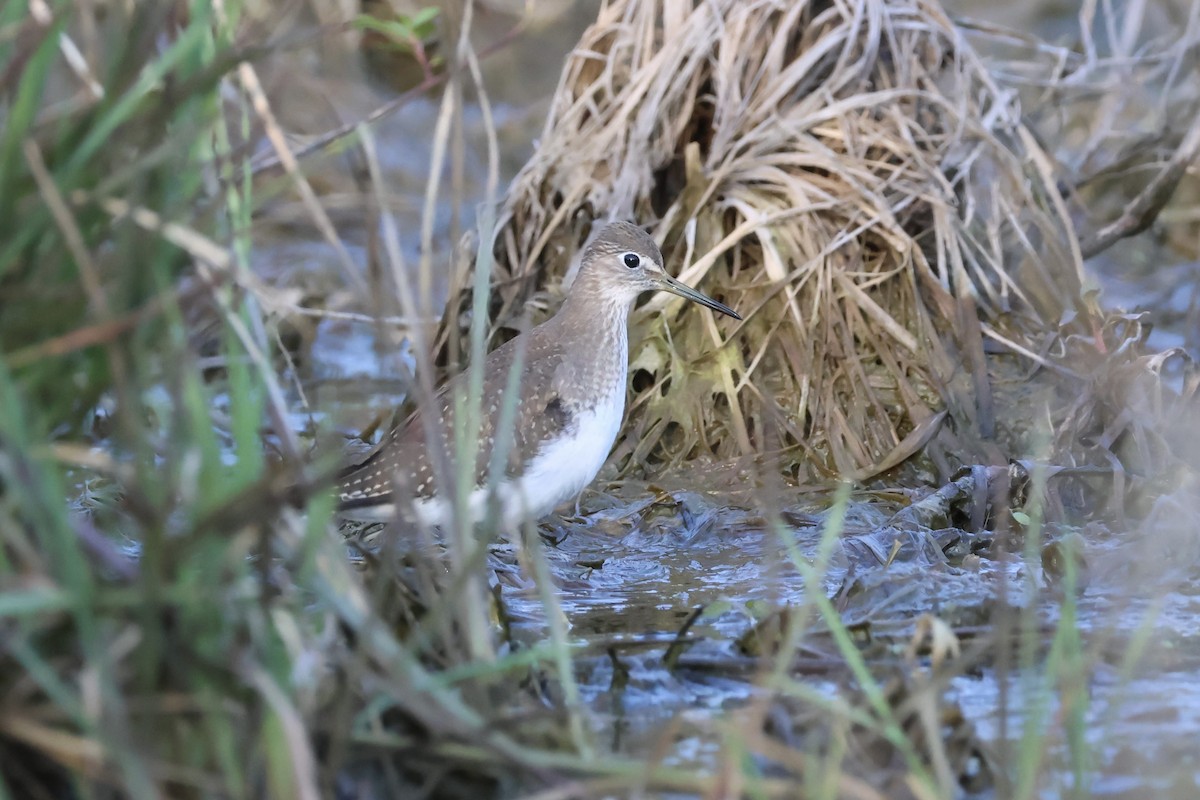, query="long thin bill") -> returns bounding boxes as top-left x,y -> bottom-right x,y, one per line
660,274 -> 742,320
